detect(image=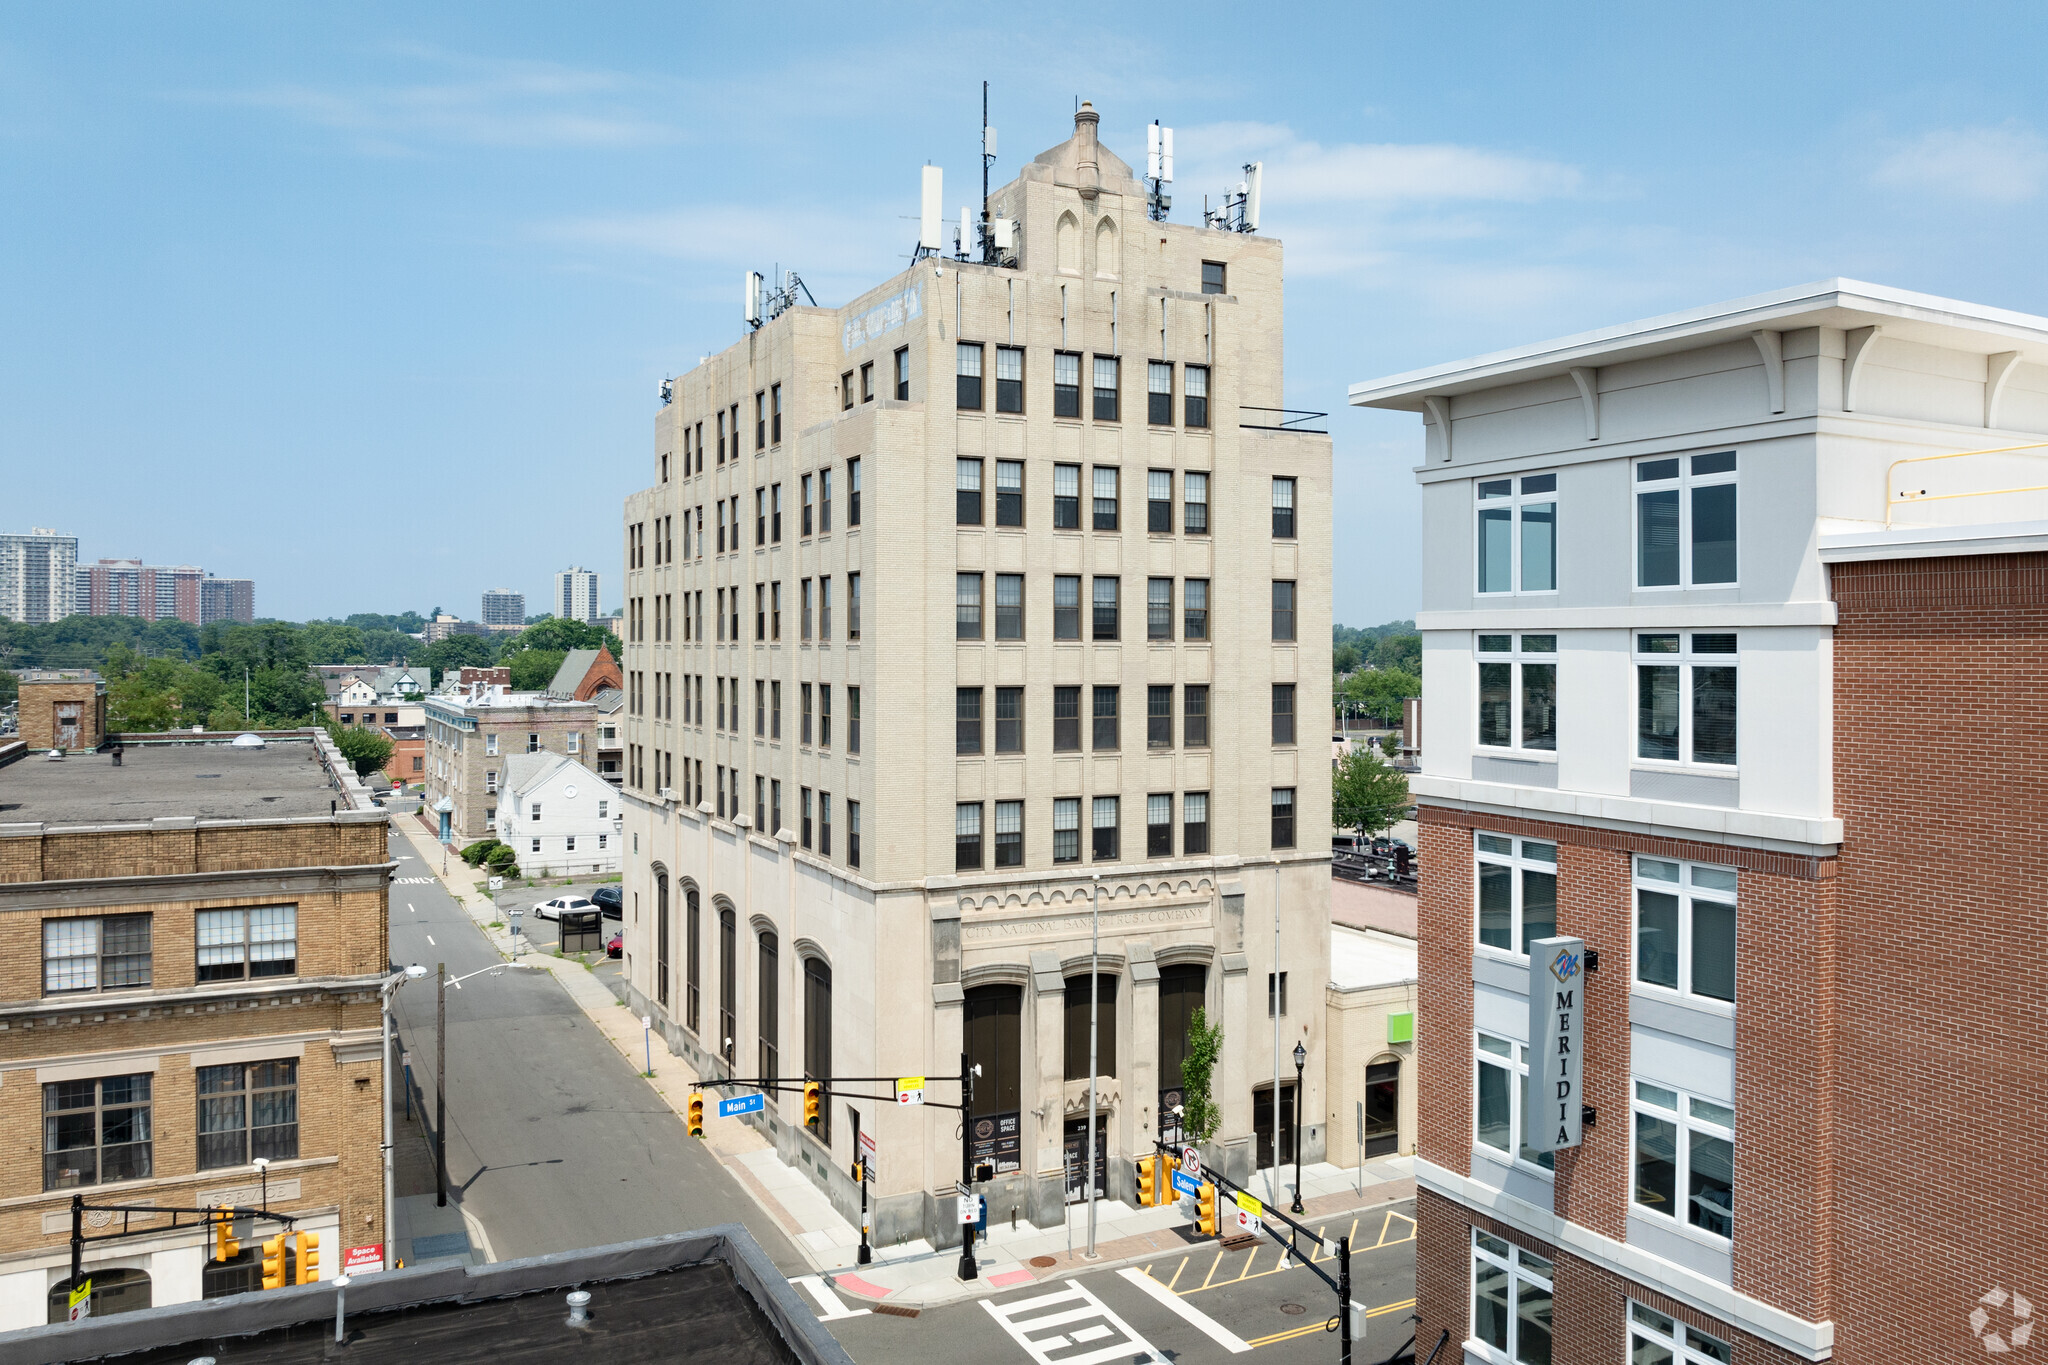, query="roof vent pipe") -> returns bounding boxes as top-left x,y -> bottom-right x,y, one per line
1075,101 -> 1100,201
566,1289 -> 593,1326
